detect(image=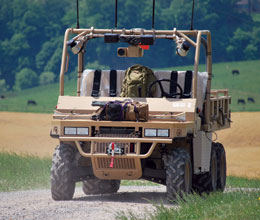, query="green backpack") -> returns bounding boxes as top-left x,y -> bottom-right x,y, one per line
120,64 -> 157,97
